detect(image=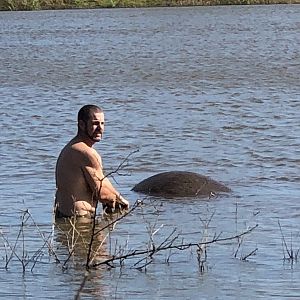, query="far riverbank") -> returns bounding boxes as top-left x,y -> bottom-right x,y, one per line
1,0 -> 299,11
